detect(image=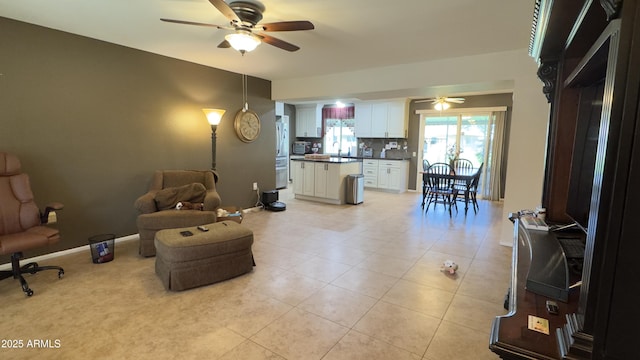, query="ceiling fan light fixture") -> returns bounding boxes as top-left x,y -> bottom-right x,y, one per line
434,101 -> 450,111
225,31 -> 261,53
